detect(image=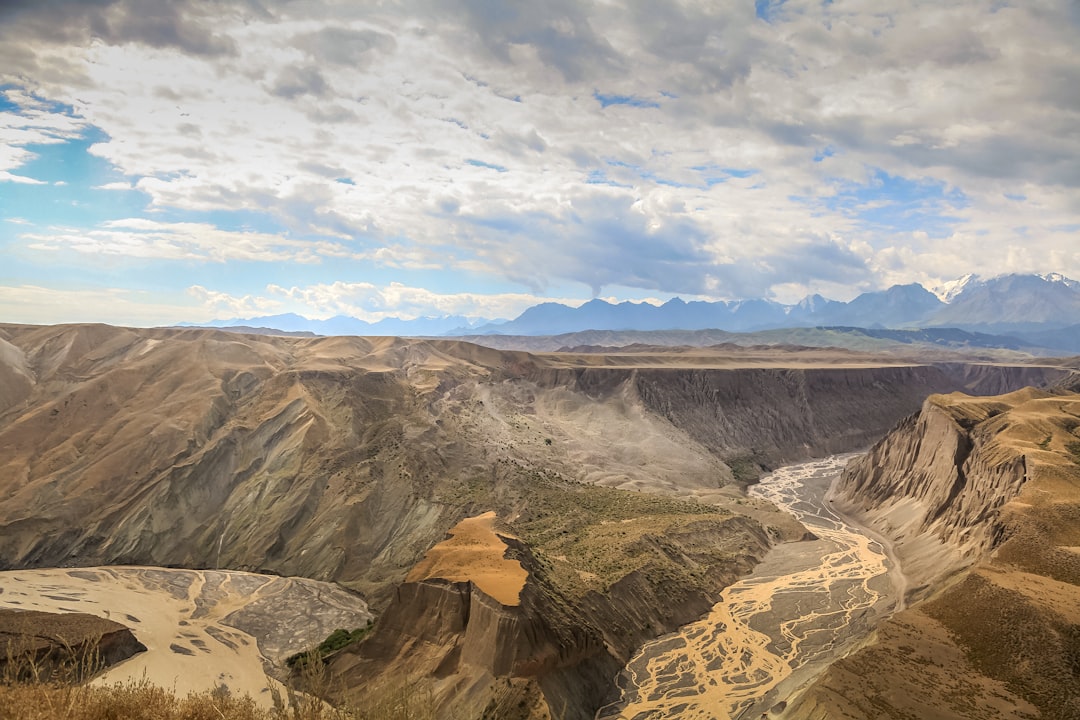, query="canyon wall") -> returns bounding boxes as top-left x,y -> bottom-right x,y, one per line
833,390 -> 1039,597
788,389 -> 1080,719
1,323 -> 1074,717
0,323 -> 1068,601
523,362 -> 1068,475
